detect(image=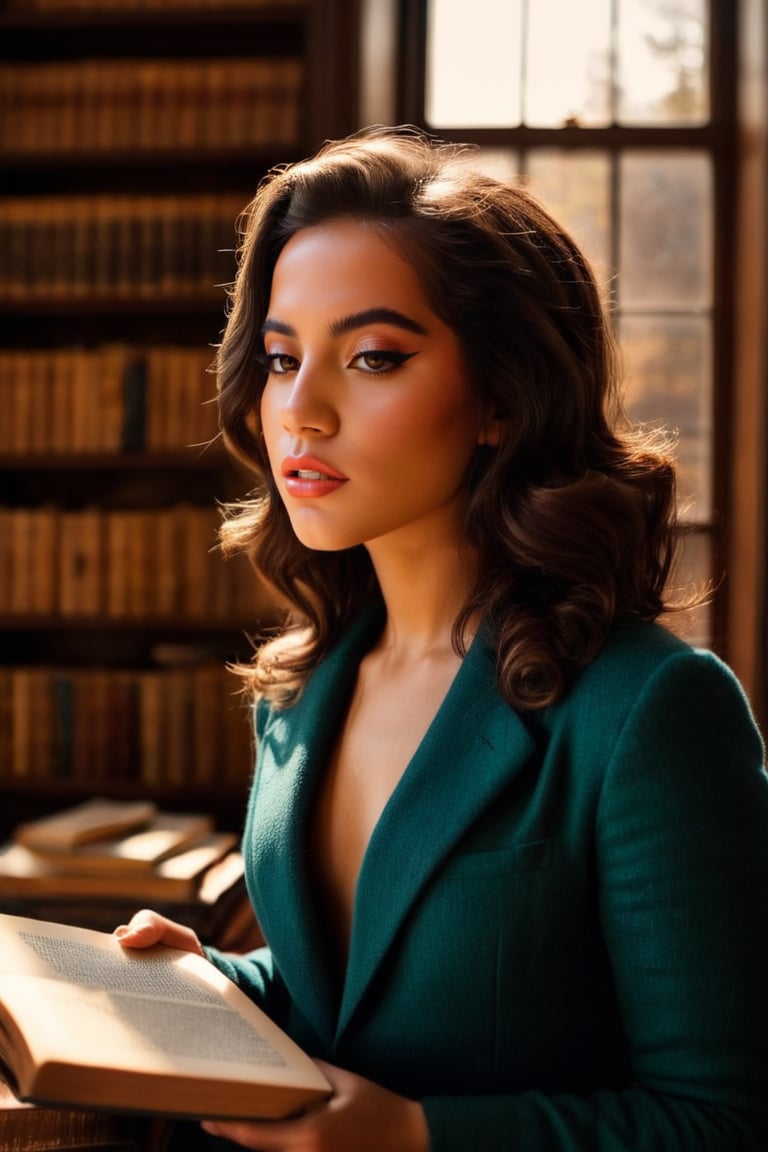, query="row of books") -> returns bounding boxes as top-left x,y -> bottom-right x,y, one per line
3,0 -> 294,8
0,344 -> 218,455
0,58 -> 303,153
0,193 -> 244,299
0,664 -> 254,786
0,503 -> 262,618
